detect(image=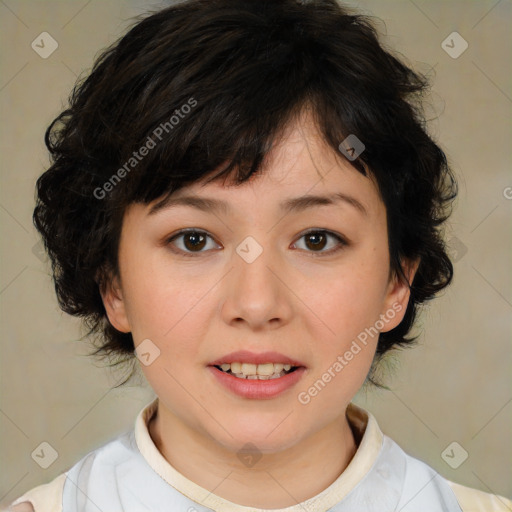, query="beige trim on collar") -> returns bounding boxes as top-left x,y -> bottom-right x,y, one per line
134,397 -> 384,512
